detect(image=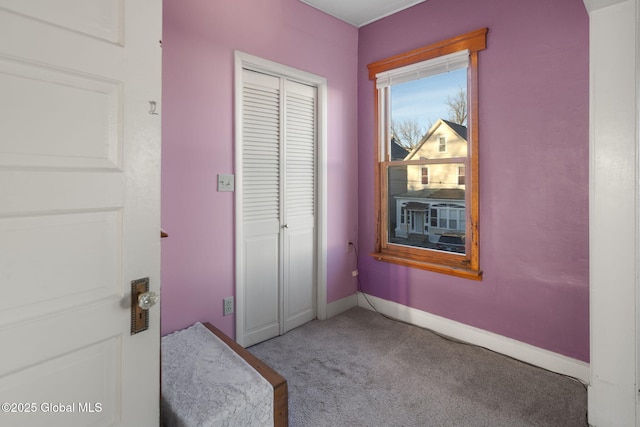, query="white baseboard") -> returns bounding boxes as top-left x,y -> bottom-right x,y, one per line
357,292 -> 590,384
326,294 -> 358,319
